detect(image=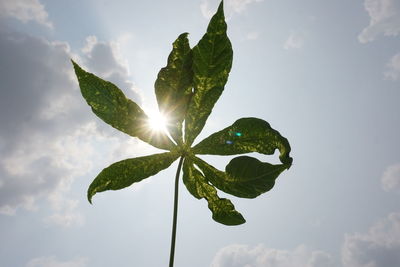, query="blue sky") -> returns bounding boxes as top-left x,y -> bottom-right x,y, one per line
0,0 -> 400,266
